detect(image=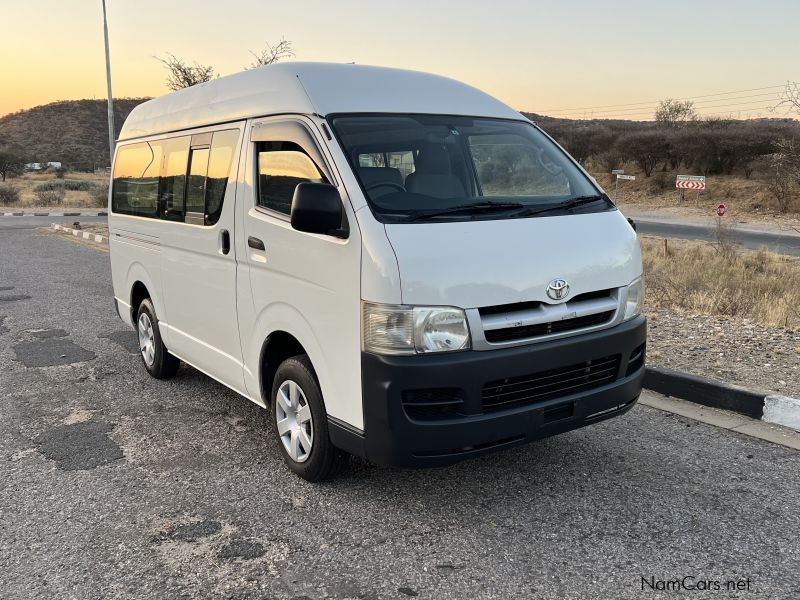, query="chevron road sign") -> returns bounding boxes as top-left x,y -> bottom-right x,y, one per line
676,175 -> 706,190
